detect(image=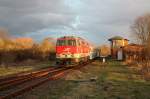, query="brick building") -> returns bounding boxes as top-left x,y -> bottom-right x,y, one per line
123,43 -> 144,62
108,36 -> 129,59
